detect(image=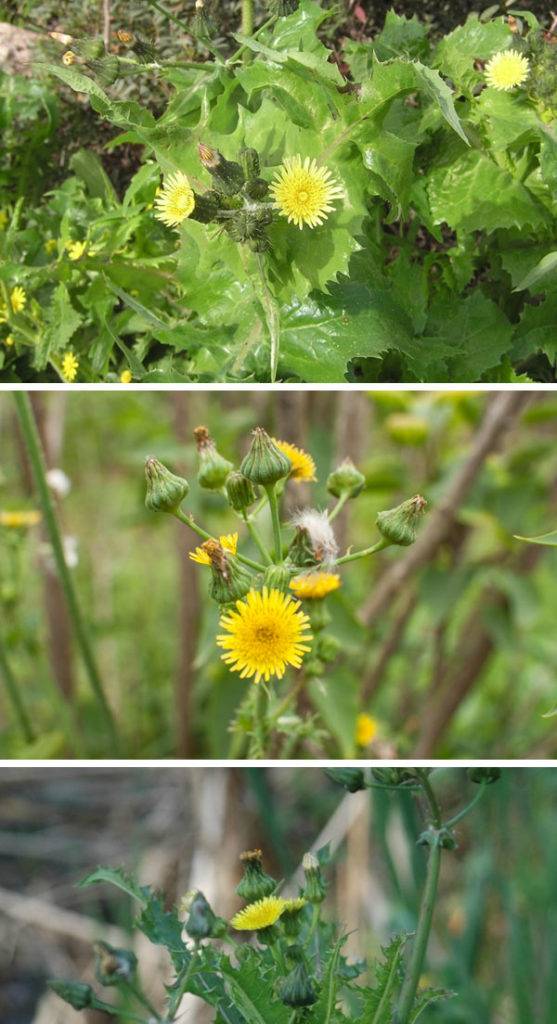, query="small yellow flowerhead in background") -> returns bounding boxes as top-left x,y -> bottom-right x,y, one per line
67,240 -> 87,261
120,369 -> 133,384
273,439 -> 316,482
10,287 -> 26,313
270,155 -> 343,229
62,351 -> 79,382
355,712 -> 378,747
4,335 -> 14,347
190,532 -> 238,565
290,572 -> 341,601
485,50 -> 530,91
44,238 -> 58,255
217,586 -> 312,684
230,896 -> 287,931
62,50 -> 76,66
154,172 -> 195,228
0,510 -> 41,529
